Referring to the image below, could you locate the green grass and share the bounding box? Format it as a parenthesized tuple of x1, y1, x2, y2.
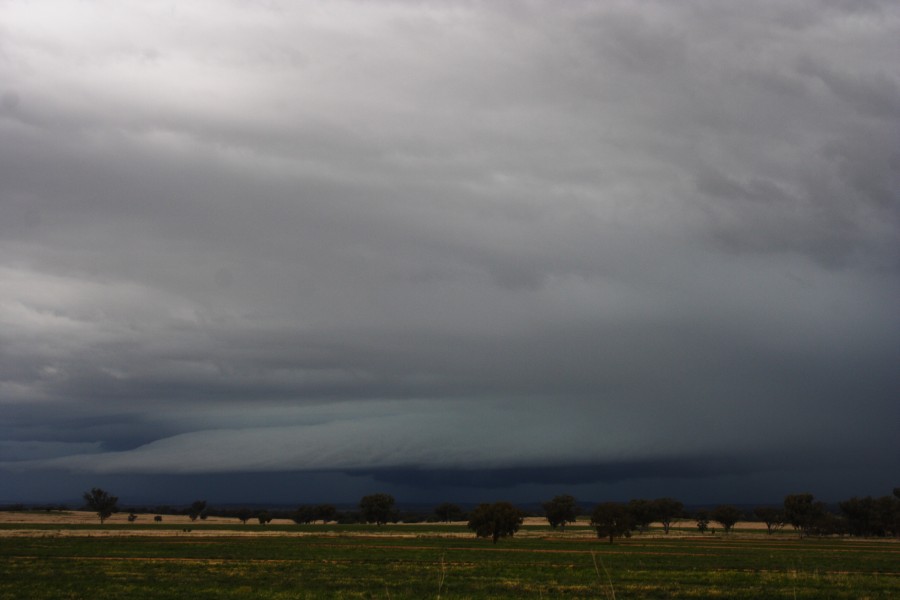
(1, 528, 897, 599)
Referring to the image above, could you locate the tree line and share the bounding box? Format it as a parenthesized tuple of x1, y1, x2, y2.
(72, 487, 900, 544)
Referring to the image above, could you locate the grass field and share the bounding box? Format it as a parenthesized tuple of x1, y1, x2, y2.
(1, 515, 897, 598)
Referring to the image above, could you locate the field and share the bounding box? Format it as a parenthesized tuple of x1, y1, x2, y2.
(1, 512, 897, 599)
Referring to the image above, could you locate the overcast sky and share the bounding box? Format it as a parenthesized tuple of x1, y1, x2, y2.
(1, 1, 898, 507)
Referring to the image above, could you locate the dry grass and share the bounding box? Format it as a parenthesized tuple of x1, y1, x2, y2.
(0, 510, 237, 525)
(0, 511, 801, 542)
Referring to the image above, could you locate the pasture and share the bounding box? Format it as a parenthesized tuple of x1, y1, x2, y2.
(1, 513, 897, 599)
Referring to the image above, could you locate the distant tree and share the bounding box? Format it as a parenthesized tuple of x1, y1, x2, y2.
(542, 494, 579, 530)
(711, 505, 742, 534)
(335, 512, 358, 525)
(694, 509, 710, 534)
(467, 502, 524, 544)
(83, 488, 119, 524)
(127, 513, 138, 523)
(591, 502, 632, 544)
(235, 508, 252, 524)
(188, 500, 207, 522)
(653, 498, 684, 534)
(359, 493, 396, 526)
(154, 515, 163, 523)
(292, 505, 316, 524)
(840, 496, 899, 537)
(291, 504, 336, 524)
(257, 510, 272, 525)
(885, 494, 900, 537)
(434, 502, 464, 523)
(810, 511, 847, 536)
(784, 493, 826, 538)
(316, 504, 337, 523)
(753, 507, 784, 534)
(627, 499, 657, 533)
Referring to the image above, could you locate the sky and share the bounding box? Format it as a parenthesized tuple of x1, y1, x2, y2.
(1, 0, 898, 508)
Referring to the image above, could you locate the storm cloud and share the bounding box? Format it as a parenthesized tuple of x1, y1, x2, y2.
(1, 1, 898, 504)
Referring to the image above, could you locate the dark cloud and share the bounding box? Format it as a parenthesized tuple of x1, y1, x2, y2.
(1, 1, 898, 504)
(361, 457, 761, 489)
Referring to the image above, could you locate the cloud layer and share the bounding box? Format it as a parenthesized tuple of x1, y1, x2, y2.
(1, 1, 898, 502)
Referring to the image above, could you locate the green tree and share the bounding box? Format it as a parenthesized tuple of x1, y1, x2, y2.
(315, 504, 337, 523)
(653, 497, 684, 534)
(292, 505, 316, 524)
(694, 509, 710, 534)
(627, 498, 657, 533)
(590, 502, 632, 544)
(467, 502, 524, 544)
(840, 495, 899, 537)
(257, 510, 272, 524)
(188, 500, 207, 522)
(235, 508, 252, 524)
(784, 493, 826, 538)
(542, 494, 579, 530)
(753, 506, 784, 534)
(359, 493, 396, 525)
(884, 493, 900, 537)
(83, 488, 119, 524)
(711, 504, 742, 534)
(433, 502, 464, 523)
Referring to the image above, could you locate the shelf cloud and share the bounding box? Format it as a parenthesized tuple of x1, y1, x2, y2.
(1, 0, 897, 504)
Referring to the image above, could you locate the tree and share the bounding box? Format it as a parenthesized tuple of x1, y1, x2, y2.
(653, 498, 684, 534)
(711, 505, 742, 534)
(754, 507, 784, 534)
(840, 495, 899, 537)
(257, 510, 272, 524)
(127, 513, 138, 523)
(316, 504, 337, 523)
(590, 502, 632, 544)
(888, 494, 900, 537)
(188, 500, 207, 522)
(694, 509, 710, 534)
(784, 493, 826, 538)
(292, 505, 316, 524)
(359, 493, 396, 525)
(883, 494, 900, 537)
(236, 508, 252, 524)
(83, 488, 119, 524)
(627, 498, 657, 533)
(154, 515, 163, 523)
(813, 511, 847, 536)
(467, 502, 524, 544)
(434, 502, 464, 523)
(542, 494, 579, 530)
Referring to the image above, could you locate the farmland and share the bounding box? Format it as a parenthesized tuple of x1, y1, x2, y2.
(1, 514, 897, 599)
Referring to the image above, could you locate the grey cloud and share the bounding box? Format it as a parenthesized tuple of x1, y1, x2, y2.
(362, 458, 770, 490)
(798, 58, 900, 120)
(1, 0, 898, 503)
(0, 440, 103, 462)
